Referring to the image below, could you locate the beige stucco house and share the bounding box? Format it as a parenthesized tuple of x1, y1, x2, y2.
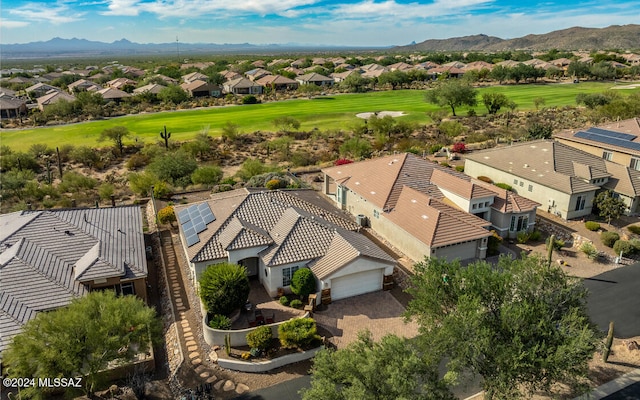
(322, 154, 539, 263)
(174, 189, 395, 303)
(465, 140, 640, 219)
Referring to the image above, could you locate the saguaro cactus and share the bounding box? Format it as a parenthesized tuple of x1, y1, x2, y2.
(160, 125, 171, 149)
(603, 321, 615, 362)
(547, 234, 555, 267)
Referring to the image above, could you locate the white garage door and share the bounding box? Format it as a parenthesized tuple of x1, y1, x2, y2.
(331, 269, 383, 301)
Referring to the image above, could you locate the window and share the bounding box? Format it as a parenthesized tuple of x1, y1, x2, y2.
(373, 209, 380, 219)
(510, 216, 516, 231)
(282, 266, 300, 287)
(511, 215, 528, 232)
(575, 195, 586, 211)
(602, 151, 613, 161)
(484, 201, 489, 207)
(120, 282, 135, 296)
(519, 181, 524, 187)
(513, 179, 518, 184)
(631, 157, 640, 171)
(472, 204, 477, 209)
(528, 184, 533, 192)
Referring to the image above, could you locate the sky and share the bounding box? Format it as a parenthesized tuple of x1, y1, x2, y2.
(1, 0, 639, 47)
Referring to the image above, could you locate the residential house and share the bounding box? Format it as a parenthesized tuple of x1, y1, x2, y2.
(174, 189, 396, 302)
(245, 68, 271, 81)
(106, 77, 136, 90)
(182, 72, 208, 84)
(322, 153, 505, 262)
(68, 79, 102, 93)
(222, 77, 263, 95)
(295, 73, 334, 87)
(97, 87, 131, 102)
(0, 93, 27, 119)
(36, 90, 76, 111)
(151, 74, 179, 85)
(554, 119, 640, 171)
(0, 206, 148, 355)
(463, 61, 494, 72)
(464, 140, 640, 218)
(255, 75, 299, 91)
(427, 66, 466, 79)
(25, 83, 61, 98)
(220, 70, 242, 81)
(283, 67, 304, 76)
(133, 83, 167, 95)
(180, 80, 222, 98)
(387, 62, 414, 72)
(180, 62, 215, 70)
(331, 70, 361, 83)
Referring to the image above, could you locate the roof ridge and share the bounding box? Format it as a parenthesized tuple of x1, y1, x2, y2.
(383, 153, 410, 210)
(0, 291, 36, 325)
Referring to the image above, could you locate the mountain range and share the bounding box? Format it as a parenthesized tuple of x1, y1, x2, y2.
(397, 24, 640, 52)
(2, 24, 639, 59)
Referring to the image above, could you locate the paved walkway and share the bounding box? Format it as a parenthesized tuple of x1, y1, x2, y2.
(160, 231, 250, 398)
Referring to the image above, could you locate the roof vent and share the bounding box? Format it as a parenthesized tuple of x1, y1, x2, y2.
(523, 164, 529, 168)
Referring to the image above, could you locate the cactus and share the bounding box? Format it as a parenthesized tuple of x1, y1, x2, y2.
(603, 321, 614, 362)
(160, 125, 171, 149)
(224, 333, 231, 356)
(547, 234, 555, 267)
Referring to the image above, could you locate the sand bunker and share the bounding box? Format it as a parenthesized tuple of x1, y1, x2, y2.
(611, 84, 640, 90)
(356, 111, 406, 119)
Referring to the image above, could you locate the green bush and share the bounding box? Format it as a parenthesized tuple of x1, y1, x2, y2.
(601, 231, 620, 248)
(440, 162, 450, 168)
(265, 179, 283, 190)
(279, 296, 289, 306)
(494, 183, 513, 191)
(242, 95, 258, 104)
(278, 317, 321, 349)
(455, 165, 464, 172)
(585, 221, 601, 231)
(290, 299, 303, 309)
(199, 263, 250, 317)
(246, 325, 273, 351)
(545, 236, 565, 250)
(516, 230, 531, 244)
(477, 176, 493, 183)
(580, 242, 599, 260)
(627, 225, 640, 235)
(529, 230, 542, 241)
(208, 314, 231, 330)
(630, 239, 640, 252)
(613, 240, 635, 256)
(291, 268, 316, 299)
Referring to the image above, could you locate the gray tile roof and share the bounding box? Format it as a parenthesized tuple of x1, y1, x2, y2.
(0, 206, 147, 354)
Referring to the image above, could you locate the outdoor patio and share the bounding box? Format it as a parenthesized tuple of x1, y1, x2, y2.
(230, 280, 305, 330)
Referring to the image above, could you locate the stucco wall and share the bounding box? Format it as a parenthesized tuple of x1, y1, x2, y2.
(217, 345, 323, 372)
(203, 312, 310, 347)
(322, 257, 394, 290)
(465, 159, 594, 220)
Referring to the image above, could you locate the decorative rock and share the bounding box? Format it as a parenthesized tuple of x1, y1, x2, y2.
(209, 351, 218, 363)
(235, 383, 250, 394)
(195, 364, 207, 373)
(206, 376, 217, 384)
(183, 327, 192, 333)
(187, 345, 198, 352)
(188, 351, 200, 359)
(199, 371, 210, 379)
(625, 340, 639, 351)
(223, 380, 236, 392)
(214, 380, 225, 391)
(191, 358, 202, 365)
(212, 345, 221, 351)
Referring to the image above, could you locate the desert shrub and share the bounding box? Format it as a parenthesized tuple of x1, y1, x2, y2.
(613, 240, 635, 256)
(440, 162, 450, 167)
(153, 181, 173, 199)
(455, 165, 464, 172)
(580, 242, 599, 260)
(278, 317, 321, 349)
(125, 153, 150, 170)
(630, 239, 640, 252)
(290, 151, 316, 167)
(585, 221, 601, 231)
(246, 325, 273, 351)
(242, 95, 258, 104)
(477, 176, 493, 183)
(290, 268, 316, 299)
(199, 263, 250, 317)
(157, 206, 176, 225)
(279, 296, 290, 306)
(208, 314, 231, 330)
(627, 225, 640, 235)
(529, 230, 542, 241)
(494, 183, 513, 191)
(601, 231, 620, 248)
(516, 230, 531, 244)
(451, 142, 466, 153)
(289, 299, 303, 309)
(58, 171, 97, 193)
(191, 165, 223, 186)
(546, 236, 565, 250)
(265, 179, 283, 190)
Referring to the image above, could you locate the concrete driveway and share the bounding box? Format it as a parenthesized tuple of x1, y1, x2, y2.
(312, 290, 420, 348)
(583, 263, 640, 338)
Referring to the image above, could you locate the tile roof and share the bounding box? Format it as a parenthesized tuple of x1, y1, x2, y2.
(473, 180, 541, 213)
(0, 206, 146, 354)
(37, 91, 75, 106)
(603, 161, 640, 197)
(430, 168, 495, 200)
(465, 140, 607, 194)
(386, 187, 491, 248)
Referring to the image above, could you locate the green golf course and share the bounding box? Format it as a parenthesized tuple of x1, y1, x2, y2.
(1, 82, 637, 151)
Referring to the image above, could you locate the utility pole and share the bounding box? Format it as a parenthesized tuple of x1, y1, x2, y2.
(176, 36, 180, 60)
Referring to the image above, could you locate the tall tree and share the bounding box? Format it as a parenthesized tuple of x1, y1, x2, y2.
(4, 291, 161, 397)
(405, 255, 598, 400)
(99, 126, 130, 155)
(302, 331, 455, 400)
(594, 190, 627, 225)
(482, 92, 511, 114)
(425, 79, 478, 116)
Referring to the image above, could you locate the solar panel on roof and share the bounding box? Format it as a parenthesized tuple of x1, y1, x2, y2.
(587, 127, 637, 141)
(194, 221, 206, 233)
(186, 233, 200, 247)
(575, 131, 640, 152)
(177, 208, 191, 223)
(202, 211, 215, 224)
(197, 202, 210, 212)
(184, 226, 196, 238)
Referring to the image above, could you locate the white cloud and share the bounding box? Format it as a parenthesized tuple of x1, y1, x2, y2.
(1, 20, 30, 28)
(10, 3, 85, 24)
(101, 0, 141, 16)
(331, 0, 493, 20)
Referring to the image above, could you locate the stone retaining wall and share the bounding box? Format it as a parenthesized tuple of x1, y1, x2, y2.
(217, 345, 324, 373)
